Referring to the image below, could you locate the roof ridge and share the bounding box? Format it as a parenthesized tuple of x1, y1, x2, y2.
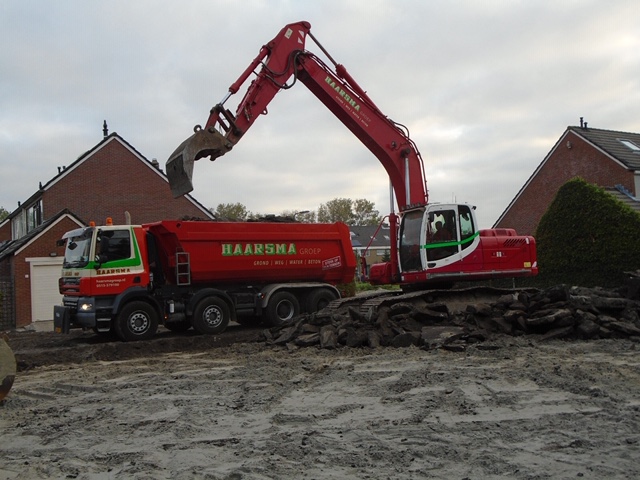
(569, 125, 640, 137)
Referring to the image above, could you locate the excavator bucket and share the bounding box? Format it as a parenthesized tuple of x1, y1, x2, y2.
(0, 334, 16, 401)
(166, 128, 234, 198)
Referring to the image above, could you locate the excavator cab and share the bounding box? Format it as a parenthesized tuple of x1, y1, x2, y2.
(398, 204, 480, 274)
(166, 127, 233, 197)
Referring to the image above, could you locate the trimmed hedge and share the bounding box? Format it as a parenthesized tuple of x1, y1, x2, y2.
(535, 178, 640, 287)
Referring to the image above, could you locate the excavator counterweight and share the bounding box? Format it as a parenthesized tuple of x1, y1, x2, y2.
(166, 127, 233, 197)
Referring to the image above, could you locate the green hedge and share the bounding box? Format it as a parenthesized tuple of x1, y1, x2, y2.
(534, 178, 640, 287)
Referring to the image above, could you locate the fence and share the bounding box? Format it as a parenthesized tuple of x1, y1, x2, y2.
(0, 276, 15, 330)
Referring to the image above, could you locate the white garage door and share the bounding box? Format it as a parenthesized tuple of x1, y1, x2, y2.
(28, 257, 64, 323)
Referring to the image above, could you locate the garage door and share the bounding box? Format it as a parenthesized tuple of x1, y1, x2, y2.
(28, 257, 63, 323)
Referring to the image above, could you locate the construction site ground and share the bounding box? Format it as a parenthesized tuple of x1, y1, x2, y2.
(1, 323, 639, 480)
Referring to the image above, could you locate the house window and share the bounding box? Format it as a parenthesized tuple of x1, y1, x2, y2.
(618, 139, 640, 153)
(11, 211, 25, 240)
(26, 200, 42, 233)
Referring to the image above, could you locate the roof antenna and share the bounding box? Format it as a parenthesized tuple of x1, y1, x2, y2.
(103, 120, 109, 138)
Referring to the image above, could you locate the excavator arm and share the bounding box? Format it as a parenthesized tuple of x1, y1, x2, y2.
(166, 20, 428, 211)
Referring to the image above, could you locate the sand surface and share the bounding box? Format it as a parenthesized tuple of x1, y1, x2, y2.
(1, 329, 639, 479)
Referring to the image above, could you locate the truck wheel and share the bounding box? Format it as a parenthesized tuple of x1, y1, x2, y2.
(266, 291, 300, 327)
(306, 288, 338, 313)
(192, 296, 230, 335)
(115, 301, 159, 342)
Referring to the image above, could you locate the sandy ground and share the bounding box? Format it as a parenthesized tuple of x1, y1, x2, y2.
(1, 327, 640, 480)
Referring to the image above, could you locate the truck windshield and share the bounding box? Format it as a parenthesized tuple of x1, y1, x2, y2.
(62, 229, 94, 268)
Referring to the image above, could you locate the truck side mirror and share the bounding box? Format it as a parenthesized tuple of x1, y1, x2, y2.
(94, 254, 109, 269)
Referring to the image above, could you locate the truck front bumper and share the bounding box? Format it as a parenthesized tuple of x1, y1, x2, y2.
(54, 297, 99, 333)
(53, 305, 71, 333)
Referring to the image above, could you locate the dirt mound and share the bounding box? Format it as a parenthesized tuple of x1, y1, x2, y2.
(262, 285, 640, 350)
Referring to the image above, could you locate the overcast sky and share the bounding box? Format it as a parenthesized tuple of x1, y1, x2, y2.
(2, 0, 639, 228)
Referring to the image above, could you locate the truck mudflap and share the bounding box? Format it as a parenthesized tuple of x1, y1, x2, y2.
(53, 305, 71, 334)
(166, 127, 233, 198)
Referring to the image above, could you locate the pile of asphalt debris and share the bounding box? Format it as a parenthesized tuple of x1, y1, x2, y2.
(261, 278, 640, 350)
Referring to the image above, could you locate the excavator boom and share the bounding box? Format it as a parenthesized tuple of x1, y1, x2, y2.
(166, 20, 428, 210)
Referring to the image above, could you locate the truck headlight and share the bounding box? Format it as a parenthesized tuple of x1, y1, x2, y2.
(80, 302, 94, 312)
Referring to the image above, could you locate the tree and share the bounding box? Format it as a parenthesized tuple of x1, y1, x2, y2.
(352, 198, 381, 226)
(317, 198, 381, 226)
(536, 177, 640, 287)
(212, 203, 250, 221)
(0, 206, 8, 222)
(317, 198, 353, 224)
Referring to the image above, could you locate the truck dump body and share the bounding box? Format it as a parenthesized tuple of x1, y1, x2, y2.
(145, 220, 356, 286)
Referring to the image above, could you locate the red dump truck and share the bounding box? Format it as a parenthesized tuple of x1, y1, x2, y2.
(54, 219, 355, 341)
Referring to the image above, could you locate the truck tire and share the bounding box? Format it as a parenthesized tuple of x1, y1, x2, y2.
(115, 301, 159, 342)
(266, 291, 300, 327)
(306, 288, 339, 313)
(192, 296, 230, 335)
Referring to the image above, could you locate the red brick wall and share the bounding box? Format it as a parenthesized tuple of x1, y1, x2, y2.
(43, 137, 209, 226)
(13, 216, 81, 328)
(496, 131, 635, 236)
(0, 256, 10, 277)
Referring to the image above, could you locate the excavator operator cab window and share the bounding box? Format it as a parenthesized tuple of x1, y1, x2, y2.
(426, 209, 458, 261)
(458, 205, 475, 251)
(399, 210, 423, 272)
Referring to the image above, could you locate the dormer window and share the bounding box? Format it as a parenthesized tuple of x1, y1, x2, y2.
(618, 139, 640, 153)
(26, 200, 42, 233)
(11, 199, 43, 240)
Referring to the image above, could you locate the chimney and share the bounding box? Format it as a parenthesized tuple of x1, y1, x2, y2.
(151, 158, 159, 169)
(103, 120, 109, 138)
(580, 117, 583, 128)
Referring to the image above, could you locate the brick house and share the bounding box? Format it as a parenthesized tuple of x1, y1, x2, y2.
(350, 224, 392, 281)
(0, 131, 213, 330)
(494, 122, 640, 236)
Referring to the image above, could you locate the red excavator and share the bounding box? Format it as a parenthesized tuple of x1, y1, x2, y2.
(166, 20, 537, 289)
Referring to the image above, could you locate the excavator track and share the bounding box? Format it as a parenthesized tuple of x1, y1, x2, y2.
(329, 285, 536, 321)
(327, 290, 400, 314)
